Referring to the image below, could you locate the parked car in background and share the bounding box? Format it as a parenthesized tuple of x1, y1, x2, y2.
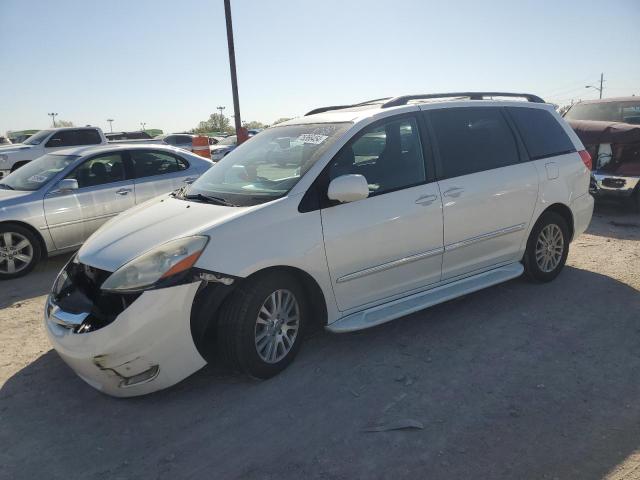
(210, 135, 237, 161)
(0, 137, 11, 145)
(0, 127, 108, 179)
(44, 92, 593, 397)
(105, 131, 153, 141)
(0, 144, 212, 279)
(565, 97, 640, 210)
(155, 133, 198, 151)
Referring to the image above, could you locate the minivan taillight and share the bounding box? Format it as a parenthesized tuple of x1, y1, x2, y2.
(578, 150, 592, 170)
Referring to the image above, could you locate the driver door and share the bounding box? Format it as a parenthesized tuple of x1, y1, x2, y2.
(44, 152, 135, 249)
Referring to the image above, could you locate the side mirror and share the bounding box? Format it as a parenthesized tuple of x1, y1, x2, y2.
(327, 174, 369, 203)
(54, 178, 79, 193)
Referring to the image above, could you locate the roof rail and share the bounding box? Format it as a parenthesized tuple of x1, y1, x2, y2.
(305, 97, 392, 116)
(382, 92, 545, 108)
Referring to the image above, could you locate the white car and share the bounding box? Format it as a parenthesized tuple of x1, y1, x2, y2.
(0, 127, 108, 178)
(45, 92, 594, 397)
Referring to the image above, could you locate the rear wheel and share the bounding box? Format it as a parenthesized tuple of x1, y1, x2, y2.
(523, 212, 570, 282)
(217, 271, 307, 378)
(0, 224, 41, 280)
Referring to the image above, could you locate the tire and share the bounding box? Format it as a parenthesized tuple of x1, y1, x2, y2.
(0, 223, 41, 280)
(217, 271, 307, 379)
(523, 211, 570, 283)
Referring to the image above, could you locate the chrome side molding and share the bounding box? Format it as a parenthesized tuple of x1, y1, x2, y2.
(445, 223, 526, 252)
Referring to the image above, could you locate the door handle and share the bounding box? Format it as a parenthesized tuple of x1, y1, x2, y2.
(415, 194, 438, 206)
(443, 187, 464, 198)
(116, 188, 132, 196)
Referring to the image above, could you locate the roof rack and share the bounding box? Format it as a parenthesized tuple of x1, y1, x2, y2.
(382, 92, 545, 108)
(304, 97, 392, 116)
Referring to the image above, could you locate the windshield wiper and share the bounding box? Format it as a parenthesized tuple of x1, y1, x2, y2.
(184, 193, 238, 207)
(0, 184, 14, 190)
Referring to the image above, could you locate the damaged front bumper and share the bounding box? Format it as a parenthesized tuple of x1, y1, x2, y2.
(44, 280, 207, 397)
(590, 172, 640, 198)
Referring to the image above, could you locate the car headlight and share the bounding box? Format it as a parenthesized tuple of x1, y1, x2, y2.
(101, 236, 209, 293)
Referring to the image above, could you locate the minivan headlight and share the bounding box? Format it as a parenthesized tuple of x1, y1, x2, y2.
(101, 236, 208, 293)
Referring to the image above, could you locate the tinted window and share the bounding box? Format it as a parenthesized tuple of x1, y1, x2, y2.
(329, 116, 426, 195)
(508, 107, 574, 160)
(162, 136, 177, 145)
(46, 130, 77, 148)
(175, 135, 193, 144)
(66, 153, 126, 188)
(130, 151, 188, 178)
(430, 108, 519, 178)
(76, 129, 102, 145)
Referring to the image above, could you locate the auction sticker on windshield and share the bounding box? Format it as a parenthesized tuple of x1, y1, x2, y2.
(297, 134, 328, 145)
(27, 175, 48, 183)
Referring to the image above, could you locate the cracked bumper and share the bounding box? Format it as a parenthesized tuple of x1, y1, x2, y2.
(44, 282, 206, 397)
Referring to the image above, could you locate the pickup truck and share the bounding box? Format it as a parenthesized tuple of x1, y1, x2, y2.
(0, 126, 108, 178)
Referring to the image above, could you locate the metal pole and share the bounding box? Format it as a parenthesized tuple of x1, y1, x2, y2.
(107, 119, 114, 133)
(224, 0, 242, 140)
(48, 112, 58, 128)
(216, 106, 226, 130)
(599, 73, 603, 99)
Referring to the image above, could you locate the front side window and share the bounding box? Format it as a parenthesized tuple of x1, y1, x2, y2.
(66, 153, 126, 188)
(329, 117, 426, 195)
(187, 123, 351, 206)
(130, 151, 188, 178)
(429, 108, 519, 179)
(0, 154, 78, 191)
(46, 130, 77, 148)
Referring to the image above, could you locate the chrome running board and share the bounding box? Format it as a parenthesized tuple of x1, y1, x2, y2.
(326, 262, 523, 333)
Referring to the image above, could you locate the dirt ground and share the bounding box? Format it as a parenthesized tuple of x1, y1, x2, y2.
(1, 202, 639, 480)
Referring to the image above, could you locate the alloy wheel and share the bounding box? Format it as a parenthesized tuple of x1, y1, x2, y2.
(254, 289, 300, 364)
(535, 224, 564, 273)
(0, 232, 33, 274)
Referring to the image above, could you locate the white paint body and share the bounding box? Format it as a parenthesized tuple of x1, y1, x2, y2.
(45, 100, 593, 397)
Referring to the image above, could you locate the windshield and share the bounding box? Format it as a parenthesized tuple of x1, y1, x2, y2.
(218, 135, 237, 146)
(565, 101, 640, 124)
(186, 122, 351, 206)
(23, 130, 53, 145)
(0, 154, 78, 191)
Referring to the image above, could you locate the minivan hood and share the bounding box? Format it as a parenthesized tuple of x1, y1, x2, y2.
(77, 195, 253, 272)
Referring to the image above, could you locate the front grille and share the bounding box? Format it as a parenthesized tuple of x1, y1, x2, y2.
(54, 262, 141, 333)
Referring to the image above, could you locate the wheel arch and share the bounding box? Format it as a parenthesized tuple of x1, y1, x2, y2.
(540, 203, 574, 241)
(0, 220, 48, 259)
(10, 160, 30, 172)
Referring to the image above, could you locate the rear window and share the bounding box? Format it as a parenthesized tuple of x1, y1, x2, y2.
(76, 129, 102, 145)
(508, 107, 575, 160)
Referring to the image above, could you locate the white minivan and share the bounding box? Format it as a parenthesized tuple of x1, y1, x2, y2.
(45, 92, 594, 397)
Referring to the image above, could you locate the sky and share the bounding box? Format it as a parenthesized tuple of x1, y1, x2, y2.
(1, 0, 639, 135)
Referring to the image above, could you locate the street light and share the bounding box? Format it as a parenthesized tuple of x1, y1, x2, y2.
(48, 112, 58, 128)
(106, 119, 114, 133)
(216, 106, 226, 132)
(585, 73, 604, 99)
(140, 122, 147, 131)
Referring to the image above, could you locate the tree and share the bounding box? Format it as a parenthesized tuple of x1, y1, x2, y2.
(272, 117, 292, 125)
(193, 113, 230, 134)
(56, 120, 74, 127)
(243, 120, 265, 129)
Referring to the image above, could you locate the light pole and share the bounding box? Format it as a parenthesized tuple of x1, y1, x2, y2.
(48, 112, 58, 128)
(586, 73, 604, 99)
(140, 122, 147, 132)
(216, 106, 226, 131)
(106, 119, 114, 133)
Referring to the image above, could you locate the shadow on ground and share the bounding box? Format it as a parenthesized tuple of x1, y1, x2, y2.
(0, 253, 72, 307)
(588, 201, 640, 241)
(2, 266, 640, 480)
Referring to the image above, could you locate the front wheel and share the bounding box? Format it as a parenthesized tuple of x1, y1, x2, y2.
(0, 224, 41, 280)
(217, 271, 307, 379)
(523, 212, 570, 283)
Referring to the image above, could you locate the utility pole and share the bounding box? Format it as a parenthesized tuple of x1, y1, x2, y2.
(48, 112, 58, 128)
(140, 122, 146, 131)
(106, 118, 114, 133)
(585, 73, 604, 99)
(216, 105, 226, 131)
(223, 0, 244, 143)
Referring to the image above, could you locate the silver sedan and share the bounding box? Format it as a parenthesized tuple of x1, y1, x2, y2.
(0, 144, 213, 279)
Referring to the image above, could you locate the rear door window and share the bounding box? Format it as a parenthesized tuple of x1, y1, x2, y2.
(508, 107, 575, 160)
(429, 107, 519, 179)
(76, 129, 102, 145)
(130, 150, 188, 179)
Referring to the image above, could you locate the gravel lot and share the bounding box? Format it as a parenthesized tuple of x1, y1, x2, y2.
(1, 203, 639, 480)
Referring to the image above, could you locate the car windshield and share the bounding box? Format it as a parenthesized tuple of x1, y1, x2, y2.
(565, 101, 640, 125)
(22, 130, 53, 145)
(218, 136, 237, 146)
(0, 153, 78, 191)
(185, 122, 351, 206)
